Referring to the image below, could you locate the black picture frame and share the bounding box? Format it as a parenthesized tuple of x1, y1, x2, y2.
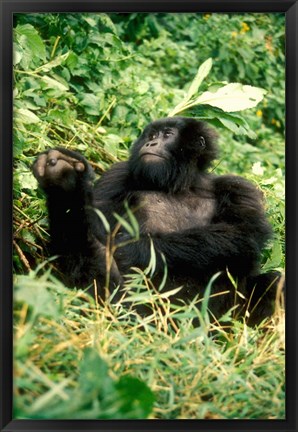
(1, 1, 297, 431)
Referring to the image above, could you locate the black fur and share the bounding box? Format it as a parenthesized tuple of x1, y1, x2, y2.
(32, 117, 282, 324)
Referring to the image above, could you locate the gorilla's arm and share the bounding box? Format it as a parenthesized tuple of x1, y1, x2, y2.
(32, 148, 122, 289)
(33, 148, 95, 254)
(114, 176, 272, 278)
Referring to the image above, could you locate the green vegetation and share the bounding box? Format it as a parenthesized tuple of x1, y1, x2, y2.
(13, 13, 285, 420)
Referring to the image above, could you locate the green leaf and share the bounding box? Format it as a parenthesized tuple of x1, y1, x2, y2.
(200, 272, 221, 321)
(14, 108, 41, 124)
(262, 239, 283, 271)
(144, 239, 157, 277)
(78, 93, 101, 116)
(16, 170, 39, 190)
(104, 134, 122, 156)
(123, 202, 140, 240)
(113, 213, 136, 238)
(82, 16, 98, 27)
(158, 286, 183, 299)
(217, 117, 256, 139)
(93, 208, 111, 233)
(13, 42, 23, 65)
(47, 108, 77, 125)
(185, 57, 213, 101)
(186, 105, 256, 137)
(115, 375, 154, 418)
(194, 83, 266, 112)
(78, 348, 112, 395)
(35, 52, 70, 73)
(14, 24, 46, 68)
(14, 275, 61, 319)
(169, 58, 213, 116)
(40, 76, 69, 92)
(137, 81, 150, 95)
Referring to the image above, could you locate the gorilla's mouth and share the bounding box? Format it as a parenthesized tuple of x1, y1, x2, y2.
(140, 153, 166, 161)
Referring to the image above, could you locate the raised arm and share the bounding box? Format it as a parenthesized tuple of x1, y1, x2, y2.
(32, 148, 123, 290)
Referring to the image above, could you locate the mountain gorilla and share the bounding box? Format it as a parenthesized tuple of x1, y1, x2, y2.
(33, 117, 282, 325)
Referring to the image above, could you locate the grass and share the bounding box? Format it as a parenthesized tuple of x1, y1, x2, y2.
(14, 268, 285, 420)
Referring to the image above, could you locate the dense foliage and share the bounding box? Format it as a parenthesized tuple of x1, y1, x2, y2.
(13, 13, 285, 420)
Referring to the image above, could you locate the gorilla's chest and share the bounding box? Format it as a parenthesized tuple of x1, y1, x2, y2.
(135, 191, 215, 234)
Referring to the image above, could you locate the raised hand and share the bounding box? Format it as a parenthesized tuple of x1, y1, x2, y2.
(33, 148, 89, 191)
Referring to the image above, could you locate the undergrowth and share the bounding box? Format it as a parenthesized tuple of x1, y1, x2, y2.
(14, 268, 285, 420)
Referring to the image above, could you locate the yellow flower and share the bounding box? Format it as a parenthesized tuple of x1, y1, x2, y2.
(265, 36, 273, 52)
(240, 22, 250, 33)
(231, 31, 238, 38)
(203, 14, 211, 20)
(271, 119, 281, 128)
(256, 110, 263, 117)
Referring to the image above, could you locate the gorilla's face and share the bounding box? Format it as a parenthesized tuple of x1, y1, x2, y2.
(138, 126, 179, 163)
(128, 117, 218, 192)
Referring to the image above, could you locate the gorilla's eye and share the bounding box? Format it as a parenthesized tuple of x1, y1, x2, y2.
(199, 136, 206, 147)
(163, 129, 173, 138)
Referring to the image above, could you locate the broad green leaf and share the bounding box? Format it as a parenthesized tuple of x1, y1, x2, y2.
(169, 58, 213, 116)
(78, 93, 101, 116)
(47, 108, 77, 125)
(138, 81, 150, 95)
(82, 16, 98, 27)
(40, 76, 69, 91)
(217, 117, 256, 139)
(186, 57, 213, 101)
(262, 239, 283, 271)
(115, 375, 154, 418)
(78, 348, 111, 395)
(194, 83, 266, 112)
(185, 105, 256, 137)
(98, 14, 118, 33)
(104, 134, 122, 156)
(17, 171, 39, 190)
(14, 108, 41, 124)
(13, 43, 23, 65)
(14, 24, 46, 68)
(14, 275, 61, 319)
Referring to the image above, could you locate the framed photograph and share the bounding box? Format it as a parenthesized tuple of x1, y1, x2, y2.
(1, 1, 297, 431)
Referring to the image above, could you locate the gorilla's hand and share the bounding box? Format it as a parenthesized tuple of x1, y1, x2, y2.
(33, 148, 91, 191)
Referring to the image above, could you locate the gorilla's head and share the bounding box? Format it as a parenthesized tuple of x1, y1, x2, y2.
(129, 117, 219, 192)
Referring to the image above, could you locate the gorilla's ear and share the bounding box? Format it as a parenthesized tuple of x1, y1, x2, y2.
(183, 120, 219, 169)
(181, 120, 217, 149)
(198, 136, 206, 148)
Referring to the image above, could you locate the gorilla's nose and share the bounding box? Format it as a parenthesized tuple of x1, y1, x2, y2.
(146, 141, 158, 147)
